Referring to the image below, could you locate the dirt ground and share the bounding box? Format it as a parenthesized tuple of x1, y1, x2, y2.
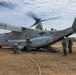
(0, 42, 76, 75)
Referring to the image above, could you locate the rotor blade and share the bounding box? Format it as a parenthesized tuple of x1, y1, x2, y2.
(30, 25, 35, 28)
(0, 1, 17, 9)
(30, 24, 35, 27)
(26, 12, 38, 21)
(41, 16, 61, 22)
(30, 22, 38, 27)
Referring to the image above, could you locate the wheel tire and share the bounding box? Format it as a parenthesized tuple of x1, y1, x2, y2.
(36, 48, 40, 50)
(0, 46, 2, 48)
(23, 46, 27, 51)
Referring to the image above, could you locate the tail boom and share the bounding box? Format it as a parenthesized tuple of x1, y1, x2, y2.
(72, 17, 76, 33)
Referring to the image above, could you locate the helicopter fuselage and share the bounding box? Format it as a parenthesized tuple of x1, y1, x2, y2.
(0, 27, 73, 49)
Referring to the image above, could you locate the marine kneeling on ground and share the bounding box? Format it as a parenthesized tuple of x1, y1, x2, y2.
(13, 44, 21, 54)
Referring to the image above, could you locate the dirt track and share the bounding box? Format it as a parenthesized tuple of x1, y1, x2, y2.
(0, 42, 76, 75)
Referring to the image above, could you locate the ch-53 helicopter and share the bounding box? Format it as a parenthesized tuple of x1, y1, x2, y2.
(0, 13, 76, 53)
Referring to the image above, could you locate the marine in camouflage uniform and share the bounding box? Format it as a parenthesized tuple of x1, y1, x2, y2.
(62, 39, 67, 56)
(26, 34, 31, 52)
(26, 39, 31, 52)
(68, 39, 73, 53)
(13, 44, 21, 54)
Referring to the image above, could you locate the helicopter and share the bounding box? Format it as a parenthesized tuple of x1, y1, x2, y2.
(0, 13, 76, 53)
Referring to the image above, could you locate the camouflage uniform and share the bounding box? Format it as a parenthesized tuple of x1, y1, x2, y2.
(62, 39, 67, 56)
(26, 35, 31, 52)
(68, 39, 73, 53)
(26, 39, 31, 52)
(13, 44, 21, 54)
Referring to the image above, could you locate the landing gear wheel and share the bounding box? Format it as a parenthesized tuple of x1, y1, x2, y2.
(36, 48, 40, 50)
(0, 46, 2, 48)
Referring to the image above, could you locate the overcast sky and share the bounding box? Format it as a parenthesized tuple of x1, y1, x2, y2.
(0, 0, 76, 37)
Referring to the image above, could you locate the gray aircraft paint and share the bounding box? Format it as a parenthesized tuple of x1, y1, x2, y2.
(0, 18, 76, 49)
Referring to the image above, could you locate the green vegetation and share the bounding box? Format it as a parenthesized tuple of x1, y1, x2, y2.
(68, 37, 76, 42)
(60, 37, 76, 42)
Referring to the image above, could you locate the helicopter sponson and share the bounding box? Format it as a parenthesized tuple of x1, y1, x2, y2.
(8, 36, 53, 49)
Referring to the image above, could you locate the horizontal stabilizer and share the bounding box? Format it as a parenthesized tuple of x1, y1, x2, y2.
(72, 17, 76, 33)
(0, 23, 22, 32)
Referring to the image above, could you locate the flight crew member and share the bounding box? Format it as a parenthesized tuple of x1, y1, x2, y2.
(26, 39, 31, 52)
(68, 39, 73, 53)
(62, 38, 67, 56)
(26, 34, 31, 52)
(13, 44, 21, 54)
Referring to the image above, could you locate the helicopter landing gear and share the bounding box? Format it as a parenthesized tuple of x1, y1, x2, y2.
(0, 46, 2, 48)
